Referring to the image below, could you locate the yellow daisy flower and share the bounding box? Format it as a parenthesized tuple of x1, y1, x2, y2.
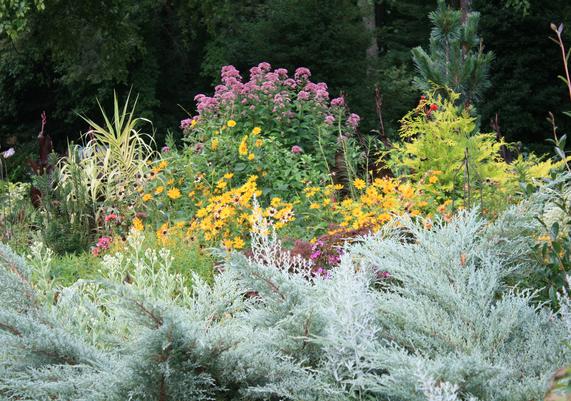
(132, 217, 144, 231)
(233, 236, 245, 249)
(239, 136, 248, 156)
(353, 178, 366, 190)
(167, 187, 181, 199)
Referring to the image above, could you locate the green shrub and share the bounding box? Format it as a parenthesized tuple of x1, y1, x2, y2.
(384, 91, 561, 215)
(0, 181, 35, 252)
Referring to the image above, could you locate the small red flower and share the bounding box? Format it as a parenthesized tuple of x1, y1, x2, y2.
(420, 95, 426, 100)
(429, 103, 438, 111)
(105, 213, 118, 222)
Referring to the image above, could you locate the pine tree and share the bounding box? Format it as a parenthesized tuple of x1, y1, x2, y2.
(412, 0, 493, 107)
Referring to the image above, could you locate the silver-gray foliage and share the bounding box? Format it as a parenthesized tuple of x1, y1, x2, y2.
(0, 210, 569, 400)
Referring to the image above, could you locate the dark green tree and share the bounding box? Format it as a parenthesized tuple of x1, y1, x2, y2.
(474, 0, 571, 144)
(0, 0, 208, 150)
(412, 0, 493, 107)
(375, 0, 436, 136)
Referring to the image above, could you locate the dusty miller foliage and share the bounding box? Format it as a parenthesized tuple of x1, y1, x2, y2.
(0, 209, 569, 400)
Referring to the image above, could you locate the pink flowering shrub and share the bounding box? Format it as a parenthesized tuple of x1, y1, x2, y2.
(182, 62, 360, 162)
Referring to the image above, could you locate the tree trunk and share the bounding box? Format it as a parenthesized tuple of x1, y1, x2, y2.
(460, 0, 471, 22)
(358, 0, 379, 73)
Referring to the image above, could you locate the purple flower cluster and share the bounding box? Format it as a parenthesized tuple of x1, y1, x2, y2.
(309, 239, 344, 275)
(180, 62, 361, 133)
(313, 267, 332, 279)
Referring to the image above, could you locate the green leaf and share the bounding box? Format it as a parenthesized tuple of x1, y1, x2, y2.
(550, 222, 560, 240)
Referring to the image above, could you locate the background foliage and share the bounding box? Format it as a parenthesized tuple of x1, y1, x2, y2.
(0, 0, 570, 156)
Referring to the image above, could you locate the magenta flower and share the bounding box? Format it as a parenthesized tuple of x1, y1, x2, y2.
(261, 81, 276, 92)
(291, 145, 303, 154)
(310, 250, 321, 260)
(346, 113, 361, 129)
(180, 118, 193, 130)
(294, 67, 311, 80)
(96, 236, 112, 249)
(265, 72, 279, 83)
(249, 66, 263, 80)
(221, 65, 241, 80)
(273, 93, 287, 106)
(274, 68, 288, 77)
(196, 97, 218, 113)
(161, 146, 170, 153)
(331, 96, 345, 107)
(220, 91, 236, 102)
(327, 255, 341, 265)
(315, 89, 329, 100)
(324, 115, 335, 125)
(258, 62, 271, 72)
(297, 91, 310, 101)
(283, 78, 297, 89)
(313, 267, 332, 279)
(377, 271, 391, 280)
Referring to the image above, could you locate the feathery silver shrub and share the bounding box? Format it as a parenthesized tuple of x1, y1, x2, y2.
(0, 210, 569, 400)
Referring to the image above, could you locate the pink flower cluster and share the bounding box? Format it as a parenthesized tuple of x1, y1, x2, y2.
(291, 145, 303, 154)
(91, 236, 112, 257)
(181, 62, 360, 132)
(313, 267, 332, 279)
(180, 118, 194, 130)
(310, 239, 344, 271)
(104, 213, 119, 223)
(346, 113, 360, 129)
